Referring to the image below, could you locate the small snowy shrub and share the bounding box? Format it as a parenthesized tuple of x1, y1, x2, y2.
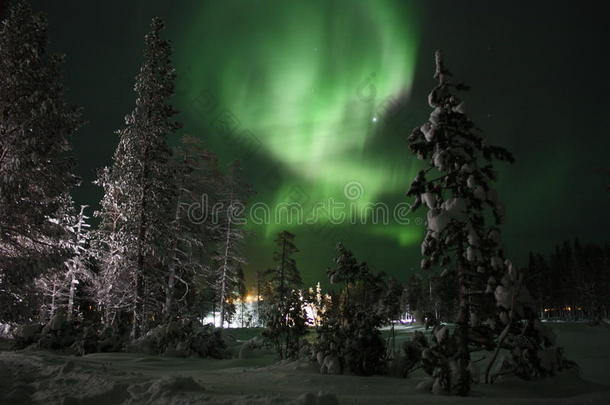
(129, 318, 227, 358)
(314, 244, 387, 376)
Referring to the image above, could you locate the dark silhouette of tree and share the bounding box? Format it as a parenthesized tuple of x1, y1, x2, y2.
(525, 239, 610, 324)
(407, 51, 514, 395)
(407, 51, 572, 394)
(314, 243, 387, 376)
(261, 231, 307, 359)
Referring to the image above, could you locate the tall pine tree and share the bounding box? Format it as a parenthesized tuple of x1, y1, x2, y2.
(261, 231, 307, 359)
(408, 51, 572, 394)
(407, 51, 514, 395)
(94, 17, 179, 339)
(265, 231, 302, 293)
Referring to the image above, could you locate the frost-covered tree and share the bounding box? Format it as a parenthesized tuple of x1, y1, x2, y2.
(91, 167, 133, 325)
(164, 136, 220, 321)
(0, 0, 81, 322)
(407, 50, 512, 394)
(94, 17, 179, 339)
(36, 200, 92, 321)
(212, 161, 249, 328)
(64, 204, 92, 320)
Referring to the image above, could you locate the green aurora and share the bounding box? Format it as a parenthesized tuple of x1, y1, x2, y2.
(174, 0, 424, 284)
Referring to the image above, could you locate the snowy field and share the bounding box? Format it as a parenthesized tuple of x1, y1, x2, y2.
(1, 323, 609, 405)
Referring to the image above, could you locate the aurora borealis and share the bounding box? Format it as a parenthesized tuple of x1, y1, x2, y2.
(38, 0, 610, 288)
(170, 0, 426, 285)
(174, 0, 420, 237)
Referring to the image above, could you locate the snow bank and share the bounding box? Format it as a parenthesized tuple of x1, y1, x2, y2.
(0, 322, 608, 404)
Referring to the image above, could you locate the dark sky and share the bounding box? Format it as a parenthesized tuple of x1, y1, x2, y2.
(33, 0, 610, 287)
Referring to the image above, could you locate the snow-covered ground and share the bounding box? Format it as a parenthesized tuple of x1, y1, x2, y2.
(0, 323, 608, 404)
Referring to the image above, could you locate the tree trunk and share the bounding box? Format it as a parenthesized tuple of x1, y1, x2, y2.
(454, 237, 471, 396)
(165, 266, 176, 320)
(241, 301, 244, 328)
(164, 155, 187, 321)
(485, 274, 522, 384)
(212, 300, 216, 326)
(280, 238, 286, 292)
(67, 207, 86, 322)
(132, 270, 144, 340)
(391, 323, 396, 357)
(279, 237, 287, 329)
(256, 272, 261, 327)
(50, 280, 57, 319)
(132, 148, 148, 341)
(455, 281, 471, 395)
(219, 214, 232, 329)
(67, 266, 76, 321)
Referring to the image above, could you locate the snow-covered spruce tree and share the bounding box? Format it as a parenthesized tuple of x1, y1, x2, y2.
(411, 51, 521, 394)
(211, 161, 250, 328)
(407, 50, 508, 395)
(0, 0, 82, 322)
(94, 18, 179, 339)
(408, 51, 572, 394)
(261, 231, 308, 359)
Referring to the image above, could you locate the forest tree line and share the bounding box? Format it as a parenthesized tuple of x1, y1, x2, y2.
(524, 240, 610, 323)
(402, 238, 610, 326)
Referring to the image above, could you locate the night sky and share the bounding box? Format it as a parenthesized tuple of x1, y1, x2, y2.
(35, 0, 610, 288)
